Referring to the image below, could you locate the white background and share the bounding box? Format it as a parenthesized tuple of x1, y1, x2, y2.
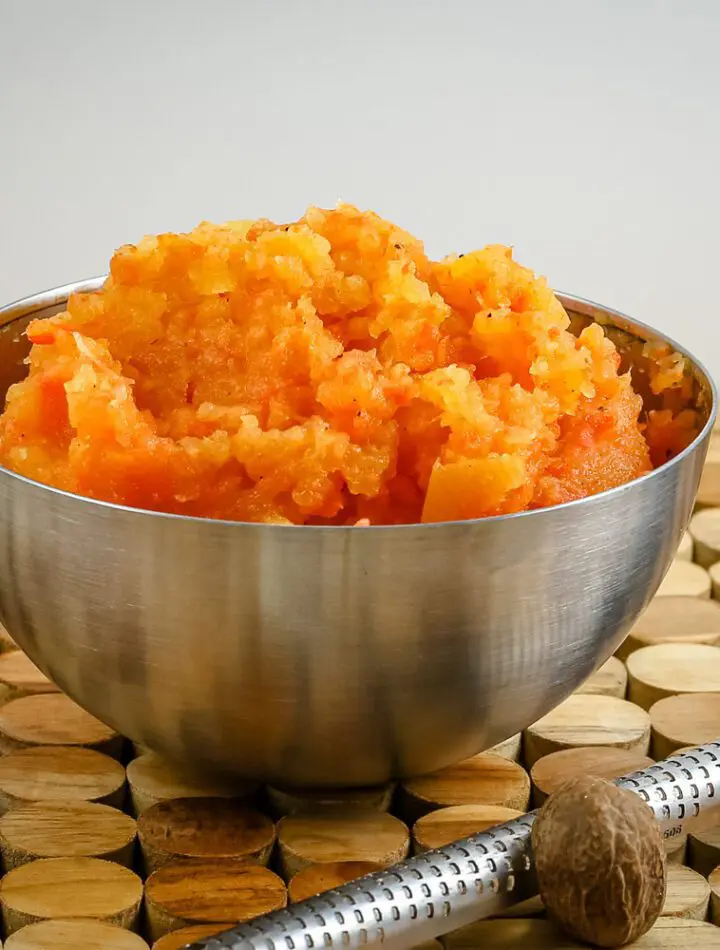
(1, 0, 719, 380)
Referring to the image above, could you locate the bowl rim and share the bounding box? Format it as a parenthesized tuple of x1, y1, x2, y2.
(0, 277, 716, 533)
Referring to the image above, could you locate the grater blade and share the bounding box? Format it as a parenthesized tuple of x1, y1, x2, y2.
(190, 742, 720, 950)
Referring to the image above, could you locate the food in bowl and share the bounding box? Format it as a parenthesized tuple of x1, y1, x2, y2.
(0, 205, 700, 525)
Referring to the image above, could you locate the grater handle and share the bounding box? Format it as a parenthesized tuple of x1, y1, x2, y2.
(191, 742, 720, 950)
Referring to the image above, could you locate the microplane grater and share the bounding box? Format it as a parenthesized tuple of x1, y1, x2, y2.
(189, 742, 720, 950)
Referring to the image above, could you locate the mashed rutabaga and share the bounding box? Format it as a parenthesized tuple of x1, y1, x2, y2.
(0, 205, 698, 524)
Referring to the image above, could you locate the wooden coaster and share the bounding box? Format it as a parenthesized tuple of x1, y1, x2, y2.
(0, 653, 58, 704)
(277, 810, 410, 878)
(690, 509, 720, 569)
(288, 861, 382, 903)
(626, 643, 720, 710)
(661, 864, 710, 920)
(655, 560, 711, 599)
(397, 753, 531, 823)
(618, 597, 720, 660)
(442, 917, 720, 948)
(523, 695, 651, 768)
(483, 734, 522, 761)
(650, 693, 720, 759)
(0, 695, 122, 758)
(144, 860, 287, 941)
(266, 783, 395, 818)
(0, 747, 126, 813)
(0, 801, 136, 870)
(574, 656, 627, 698)
(4, 919, 149, 949)
(0, 856, 143, 935)
(689, 825, 720, 878)
(152, 925, 229, 950)
(529, 746, 654, 807)
(137, 797, 275, 873)
(677, 531, 694, 562)
(126, 753, 255, 815)
(412, 804, 524, 854)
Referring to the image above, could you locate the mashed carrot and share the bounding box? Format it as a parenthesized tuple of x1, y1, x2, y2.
(0, 205, 698, 524)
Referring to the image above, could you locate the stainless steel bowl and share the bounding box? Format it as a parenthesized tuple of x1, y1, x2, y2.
(0, 280, 714, 787)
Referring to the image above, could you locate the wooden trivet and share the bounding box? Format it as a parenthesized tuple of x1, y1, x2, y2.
(0, 856, 143, 935)
(0, 801, 136, 870)
(655, 560, 711, 599)
(137, 797, 275, 873)
(0, 695, 122, 758)
(626, 643, 720, 710)
(4, 919, 149, 949)
(711, 563, 720, 600)
(126, 752, 254, 815)
(523, 695, 651, 768)
(0, 625, 17, 654)
(276, 810, 410, 878)
(397, 753, 531, 823)
(618, 596, 720, 660)
(689, 826, 720, 878)
(677, 531, 694, 562)
(698, 436, 720, 508)
(144, 861, 286, 941)
(0, 748, 126, 813)
(708, 866, 720, 925)
(529, 746, 655, 806)
(484, 734, 522, 761)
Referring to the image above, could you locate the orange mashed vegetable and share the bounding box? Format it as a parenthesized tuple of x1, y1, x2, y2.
(0, 205, 698, 525)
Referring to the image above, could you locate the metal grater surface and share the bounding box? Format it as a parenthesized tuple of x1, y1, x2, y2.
(190, 742, 720, 950)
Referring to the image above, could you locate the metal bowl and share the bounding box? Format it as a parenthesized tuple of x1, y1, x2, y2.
(0, 279, 714, 787)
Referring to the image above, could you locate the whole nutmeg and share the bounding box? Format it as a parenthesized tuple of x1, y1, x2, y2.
(531, 775, 666, 948)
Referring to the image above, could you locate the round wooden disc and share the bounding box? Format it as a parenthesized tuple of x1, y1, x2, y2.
(650, 693, 720, 759)
(412, 804, 523, 854)
(4, 919, 149, 949)
(277, 810, 410, 878)
(0, 625, 18, 654)
(627, 643, 720, 710)
(662, 864, 710, 920)
(0, 801, 137, 870)
(523, 695, 651, 768)
(690, 509, 720, 569)
(444, 917, 720, 948)
(711, 563, 720, 600)
(152, 925, 229, 950)
(691, 823, 720, 878)
(699, 436, 720, 508)
(0, 695, 122, 757)
(144, 860, 286, 941)
(483, 734, 522, 761)
(708, 865, 720, 925)
(267, 783, 395, 818)
(0, 747, 126, 814)
(529, 746, 654, 806)
(676, 531, 694, 562)
(0, 856, 143, 935)
(574, 656, 627, 698)
(0, 653, 58, 704)
(126, 752, 255, 815)
(618, 597, 720, 660)
(398, 753, 531, 823)
(655, 560, 711, 599)
(288, 861, 382, 903)
(137, 797, 276, 873)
